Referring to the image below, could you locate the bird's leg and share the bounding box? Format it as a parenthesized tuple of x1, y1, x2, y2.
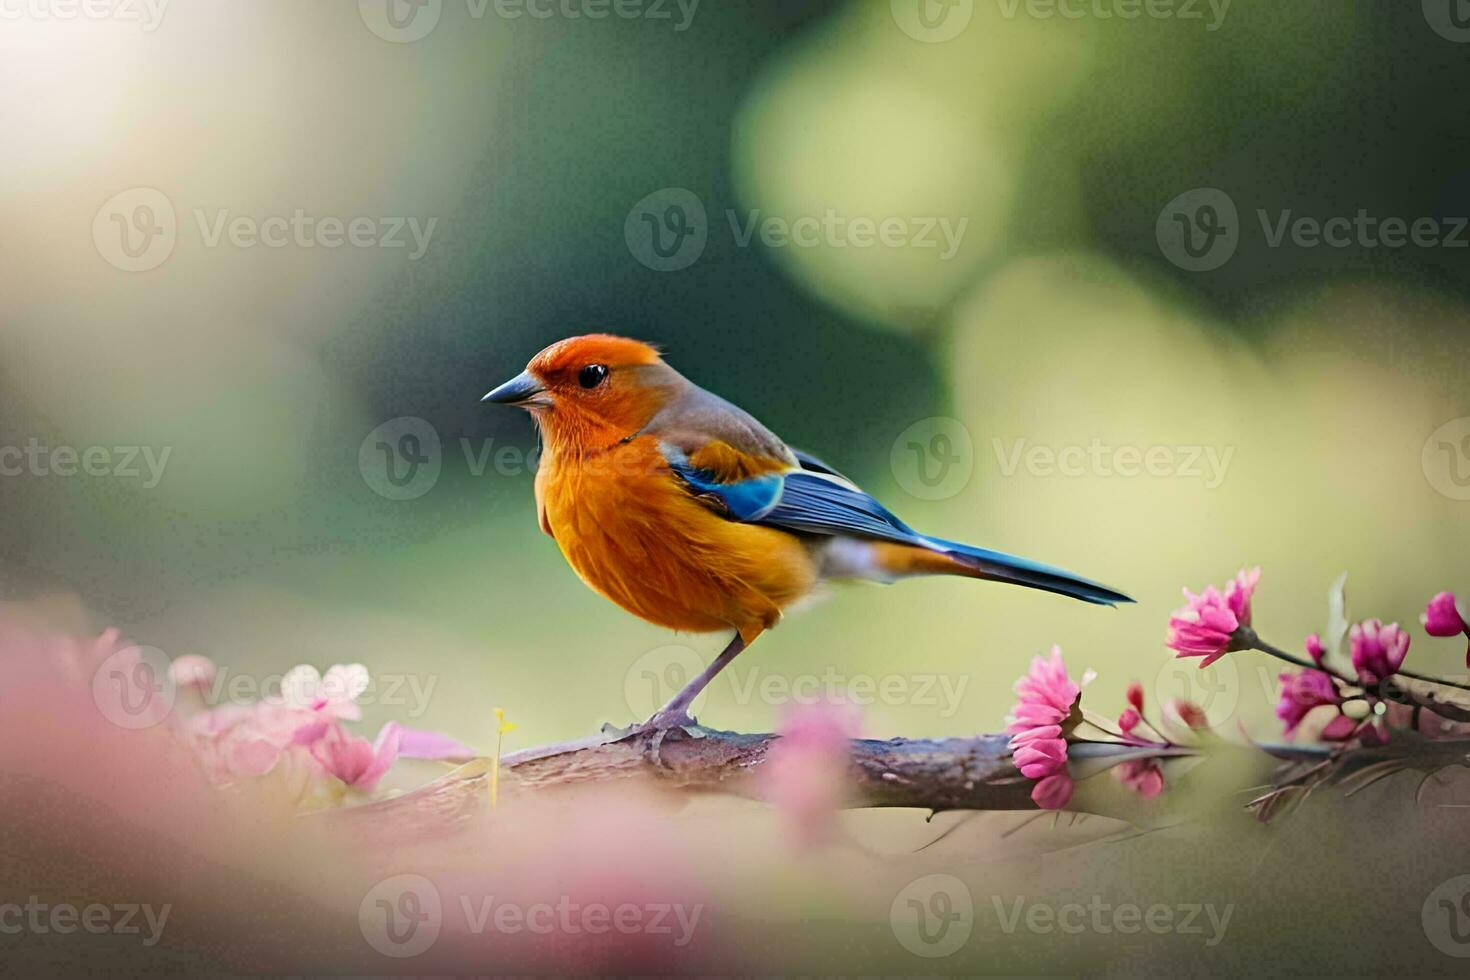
(642, 627, 755, 730)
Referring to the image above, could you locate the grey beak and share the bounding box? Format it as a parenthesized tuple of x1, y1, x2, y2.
(481, 370, 546, 405)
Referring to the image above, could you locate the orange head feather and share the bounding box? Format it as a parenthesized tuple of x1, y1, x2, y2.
(485, 334, 682, 453)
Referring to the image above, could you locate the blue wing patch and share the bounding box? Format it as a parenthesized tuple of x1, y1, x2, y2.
(667, 442, 927, 545)
(665, 452, 784, 521)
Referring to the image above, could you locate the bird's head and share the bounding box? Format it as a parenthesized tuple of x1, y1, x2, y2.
(482, 334, 681, 450)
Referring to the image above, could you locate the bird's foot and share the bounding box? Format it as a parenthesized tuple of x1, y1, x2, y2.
(641, 706, 699, 732)
(604, 710, 701, 768)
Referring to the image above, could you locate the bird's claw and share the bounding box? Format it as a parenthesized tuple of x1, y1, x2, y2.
(605, 711, 701, 769)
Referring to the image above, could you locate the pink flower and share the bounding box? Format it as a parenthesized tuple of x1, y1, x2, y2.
(1422, 592, 1467, 637)
(1125, 682, 1144, 712)
(1305, 634, 1326, 667)
(758, 701, 860, 846)
(1349, 619, 1410, 687)
(1117, 681, 1148, 741)
(1166, 567, 1261, 666)
(1226, 566, 1262, 624)
(1117, 706, 1141, 736)
(1275, 669, 1342, 735)
(1006, 647, 1082, 809)
(395, 726, 477, 761)
(1030, 773, 1074, 809)
(1011, 734, 1067, 777)
(1114, 759, 1164, 799)
(311, 721, 402, 792)
(254, 663, 372, 747)
(185, 655, 477, 789)
(188, 703, 297, 784)
(1422, 592, 1470, 666)
(1007, 647, 1082, 728)
(1319, 714, 1359, 741)
(276, 662, 368, 719)
(1165, 699, 1210, 731)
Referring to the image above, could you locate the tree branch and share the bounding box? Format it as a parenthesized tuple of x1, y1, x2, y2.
(331, 726, 1221, 837)
(318, 720, 1470, 839)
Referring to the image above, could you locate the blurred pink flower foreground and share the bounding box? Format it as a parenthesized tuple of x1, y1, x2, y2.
(175, 657, 475, 796)
(759, 701, 861, 845)
(1006, 647, 1081, 810)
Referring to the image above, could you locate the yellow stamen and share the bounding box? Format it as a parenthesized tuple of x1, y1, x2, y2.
(490, 707, 517, 808)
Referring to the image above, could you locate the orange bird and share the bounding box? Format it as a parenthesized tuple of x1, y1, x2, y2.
(483, 335, 1130, 730)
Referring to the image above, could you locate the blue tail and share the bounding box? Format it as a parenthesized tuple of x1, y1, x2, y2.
(930, 538, 1133, 606)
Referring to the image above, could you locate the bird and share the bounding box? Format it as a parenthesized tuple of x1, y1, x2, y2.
(482, 334, 1131, 731)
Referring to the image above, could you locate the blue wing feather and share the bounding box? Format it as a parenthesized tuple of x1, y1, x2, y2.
(666, 447, 923, 545)
(757, 471, 923, 542)
(665, 446, 1131, 606)
(665, 454, 785, 521)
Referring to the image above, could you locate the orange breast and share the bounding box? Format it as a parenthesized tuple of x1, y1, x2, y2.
(537, 438, 817, 634)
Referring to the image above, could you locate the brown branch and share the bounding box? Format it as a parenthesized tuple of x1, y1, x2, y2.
(330, 725, 1195, 839)
(318, 720, 1470, 838)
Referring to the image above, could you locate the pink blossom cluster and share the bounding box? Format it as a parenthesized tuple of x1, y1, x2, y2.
(169, 658, 474, 794)
(1112, 683, 1164, 799)
(1010, 572, 1470, 815)
(1005, 647, 1081, 810)
(1169, 570, 1469, 746)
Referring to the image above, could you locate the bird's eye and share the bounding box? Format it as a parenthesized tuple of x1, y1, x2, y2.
(578, 364, 609, 389)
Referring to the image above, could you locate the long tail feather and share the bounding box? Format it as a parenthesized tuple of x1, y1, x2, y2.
(929, 538, 1133, 606)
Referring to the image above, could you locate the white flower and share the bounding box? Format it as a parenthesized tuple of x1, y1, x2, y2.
(276, 663, 369, 720)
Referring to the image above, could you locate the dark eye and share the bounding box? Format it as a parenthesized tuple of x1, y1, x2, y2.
(578, 364, 608, 389)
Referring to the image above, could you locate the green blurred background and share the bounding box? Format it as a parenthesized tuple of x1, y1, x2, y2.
(3, 0, 1469, 758)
